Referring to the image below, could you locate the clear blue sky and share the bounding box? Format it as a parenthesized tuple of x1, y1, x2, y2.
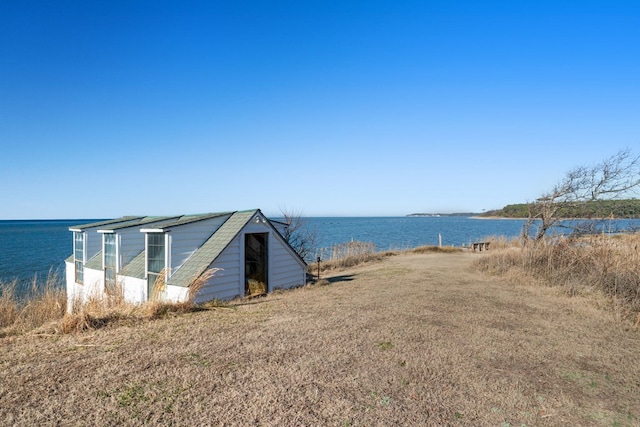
(1, 1, 638, 218)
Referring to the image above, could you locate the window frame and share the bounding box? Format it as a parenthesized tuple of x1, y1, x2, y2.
(104, 233, 117, 292)
(74, 231, 84, 284)
(146, 232, 166, 300)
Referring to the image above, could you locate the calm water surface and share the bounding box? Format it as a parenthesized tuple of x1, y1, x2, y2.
(307, 216, 527, 254)
(0, 219, 98, 288)
(1, 216, 638, 290)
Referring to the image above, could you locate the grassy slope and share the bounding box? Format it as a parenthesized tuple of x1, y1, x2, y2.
(1, 252, 639, 426)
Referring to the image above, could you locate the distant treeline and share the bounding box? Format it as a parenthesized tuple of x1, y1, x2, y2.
(482, 199, 640, 219)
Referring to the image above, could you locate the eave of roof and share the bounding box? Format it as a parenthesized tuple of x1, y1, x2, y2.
(69, 216, 143, 232)
(98, 216, 180, 232)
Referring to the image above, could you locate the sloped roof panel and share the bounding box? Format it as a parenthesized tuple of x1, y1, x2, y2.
(85, 251, 102, 270)
(166, 210, 257, 287)
(144, 212, 234, 230)
(119, 251, 145, 279)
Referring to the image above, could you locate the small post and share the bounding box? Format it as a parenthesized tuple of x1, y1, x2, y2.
(316, 256, 321, 280)
(438, 233, 442, 247)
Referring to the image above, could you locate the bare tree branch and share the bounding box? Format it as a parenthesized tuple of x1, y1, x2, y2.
(526, 149, 640, 242)
(280, 208, 317, 260)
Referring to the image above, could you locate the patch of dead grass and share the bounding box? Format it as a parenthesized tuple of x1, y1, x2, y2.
(310, 241, 393, 274)
(412, 245, 463, 254)
(0, 270, 66, 337)
(1, 252, 638, 426)
(1, 268, 223, 336)
(58, 268, 221, 334)
(475, 233, 640, 322)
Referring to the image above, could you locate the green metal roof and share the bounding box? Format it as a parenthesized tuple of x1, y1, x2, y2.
(69, 216, 143, 231)
(167, 210, 258, 287)
(119, 251, 145, 279)
(85, 251, 102, 270)
(141, 212, 234, 230)
(100, 216, 179, 231)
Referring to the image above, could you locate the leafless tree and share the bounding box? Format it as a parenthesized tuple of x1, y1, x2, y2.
(280, 208, 318, 260)
(524, 149, 640, 242)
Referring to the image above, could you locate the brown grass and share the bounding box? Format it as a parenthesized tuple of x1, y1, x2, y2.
(312, 241, 391, 273)
(2, 252, 638, 426)
(1, 268, 222, 336)
(475, 233, 640, 321)
(483, 235, 524, 250)
(0, 281, 19, 329)
(0, 270, 66, 337)
(59, 268, 221, 334)
(412, 244, 463, 254)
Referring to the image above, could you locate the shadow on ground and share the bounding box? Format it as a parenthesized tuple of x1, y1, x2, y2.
(325, 274, 356, 284)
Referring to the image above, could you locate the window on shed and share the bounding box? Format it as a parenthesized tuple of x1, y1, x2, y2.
(104, 233, 116, 292)
(74, 232, 84, 284)
(147, 233, 165, 300)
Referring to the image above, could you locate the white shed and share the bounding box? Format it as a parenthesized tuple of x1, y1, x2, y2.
(65, 210, 307, 310)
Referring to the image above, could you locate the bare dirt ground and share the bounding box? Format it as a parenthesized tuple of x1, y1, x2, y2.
(1, 252, 639, 426)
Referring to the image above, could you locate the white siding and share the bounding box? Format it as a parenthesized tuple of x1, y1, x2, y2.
(194, 235, 243, 303)
(169, 215, 231, 277)
(165, 285, 189, 303)
(67, 263, 147, 309)
(83, 267, 104, 300)
(66, 266, 105, 312)
(120, 276, 147, 304)
(65, 261, 78, 312)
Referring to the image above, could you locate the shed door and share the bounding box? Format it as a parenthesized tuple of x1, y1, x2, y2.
(245, 233, 268, 296)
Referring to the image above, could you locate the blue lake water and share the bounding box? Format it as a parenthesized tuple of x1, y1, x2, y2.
(307, 216, 527, 254)
(0, 219, 99, 289)
(1, 216, 638, 292)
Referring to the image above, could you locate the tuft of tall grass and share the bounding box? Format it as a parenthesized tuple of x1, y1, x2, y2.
(312, 241, 389, 272)
(1, 267, 221, 335)
(59, 268, 220, 334)
(0, 270, 66, 336)
(412, 245, 463, 254)
(0, 281, 19, 329)
(482, 235, 523, 250)
(475, 233, 640, 321)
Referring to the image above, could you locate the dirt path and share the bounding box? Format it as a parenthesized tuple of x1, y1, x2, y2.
(1, 253, 639, 426)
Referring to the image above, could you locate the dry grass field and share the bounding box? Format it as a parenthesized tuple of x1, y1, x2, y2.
(1, 252, 639, 426)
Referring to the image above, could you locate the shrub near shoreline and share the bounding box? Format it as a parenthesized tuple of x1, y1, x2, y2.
(0, 270, 66, 336)
(309, 240, 465, 275)
(475, 233, 640, 325)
